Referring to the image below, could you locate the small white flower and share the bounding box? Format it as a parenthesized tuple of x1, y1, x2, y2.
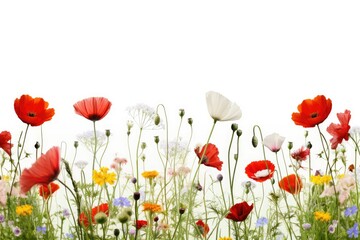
(206, 91, 242, 121)
(74, 160, 89, 170)
(127, 103, 164, 130)
(263, 133, 286, 153)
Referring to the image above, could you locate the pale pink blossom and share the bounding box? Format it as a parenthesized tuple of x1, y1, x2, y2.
(263, 133, 286, 153)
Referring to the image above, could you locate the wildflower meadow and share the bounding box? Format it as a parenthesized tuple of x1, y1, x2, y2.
(1, 91, 360, 240)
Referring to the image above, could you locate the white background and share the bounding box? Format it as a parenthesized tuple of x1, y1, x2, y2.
(1, 1, 360, 177)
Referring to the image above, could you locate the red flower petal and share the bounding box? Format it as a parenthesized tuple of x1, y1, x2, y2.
(74, 97, 112, 121)
(245, 160, 275, 182)
(14, 95, 55, 126)
(291, 95, 332, 128)
(20, 146, 60, 194)
(278, 174, 303, 194)
(195, 143, 223, 171)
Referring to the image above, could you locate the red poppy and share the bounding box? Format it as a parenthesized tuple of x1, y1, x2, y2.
(0, 131, 13, 156)
(226, 201, 253, 222)
(135, 220, 148, 229)
(326, 109, 351, 149)
(195, 143, 223, 171)
(79, 203, 109, 227)
(73, 97, 112, 121)
(20, 146, 60, 194)
(245, 160, 275, 182)
(195, 220, 209, 237)
(14, 94, 55, 127)
(278, 174, 303, 194)
(39, 182, 60, 199)
(291, 95, 332, 128)
(291, 146, 310, 161)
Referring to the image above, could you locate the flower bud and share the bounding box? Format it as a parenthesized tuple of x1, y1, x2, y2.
(234, 153, 238, 161)
(179, 208, 185, 215)
(94, 212, 107, 224)
(217, 174, 223, 182)
(307, 141, 312, 149)
(231, 123, 238, 131)
(154, 216, 159, 222)
(304, 130, 309, 138)
(134, 192, 141, 201)
(179, 109, 185, 118)
(271, 178, 275, 185)
(124, 207, 132, 217)
(141, 142, 147, 149)
(236, 129, 242, 137)
(117, 211, 129, 223)
(34, 142, 40, 149)
(195, 183, 202, 191)
(105, 129, 111, 137)
(114, 228, 120, 237)
(154, 114, 160, 125)
(74, 141, 79, 148)
(154, 136, 159, 144)
(188, 118, 193, 126)
(131, 177, 137, 184)
(288, 142, 293, 150)
(252, 136, 258, 148)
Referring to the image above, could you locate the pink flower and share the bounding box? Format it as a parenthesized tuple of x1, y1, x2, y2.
(326, 110, 351, 149)
(291, 146, 310, 161)
(263, 133, 285, 153)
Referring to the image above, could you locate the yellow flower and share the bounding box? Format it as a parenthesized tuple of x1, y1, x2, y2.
(142, 202, 162, 213)
(2, 175, 10, 182)
(16, 204, 33, 216)
(93, 167, 117, 186)
(310, 175, 332, 185)
(314, 211, 331, 222)
(219, 237, 232, 240)
(142, 170, 159, 179)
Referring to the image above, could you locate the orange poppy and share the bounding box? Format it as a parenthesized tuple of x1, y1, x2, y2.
(245, 160, 275, 182)
(20, 146, 61, 194)
(39, 182, 60, 199)
(278, 174, 303, 194)
(14, 94, 55, 127)
(195, 143, 223, 171)
(73, 97, 112, 121)
(0, 131, 13, 156)
(195, 220, 209, 237)
(326, 109, 351, 149)
(291, 95, 332, 128)
(79, 203, 109, 227)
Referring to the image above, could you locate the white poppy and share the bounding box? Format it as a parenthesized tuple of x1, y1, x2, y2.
(206, 91, 242, 121)
(263, 133, 286, 153)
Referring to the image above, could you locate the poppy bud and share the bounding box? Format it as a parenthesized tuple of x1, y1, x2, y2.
(74, 141, 79, 148)
(105, 129, 111, 137)
(307, 141, 312, 149)
(154, 114, 160, 125)
(234, 153, 238, 161)
(188, 118, 193, 126)
(252, 136, 258, 148)
(179, 109, 185, 118)
(154, 216, 159, 222)
(231, 123, 238, 131)
(154, 136, 159, 144)
(304, 130, 309, 138)
(34, 141, 40, 149)
(141, 142, 146, 150)
(131, 177, 137, 184)
(236, 129, 242, 137)
(217, 174, 223, 182)
(288, 142, 293, 150)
